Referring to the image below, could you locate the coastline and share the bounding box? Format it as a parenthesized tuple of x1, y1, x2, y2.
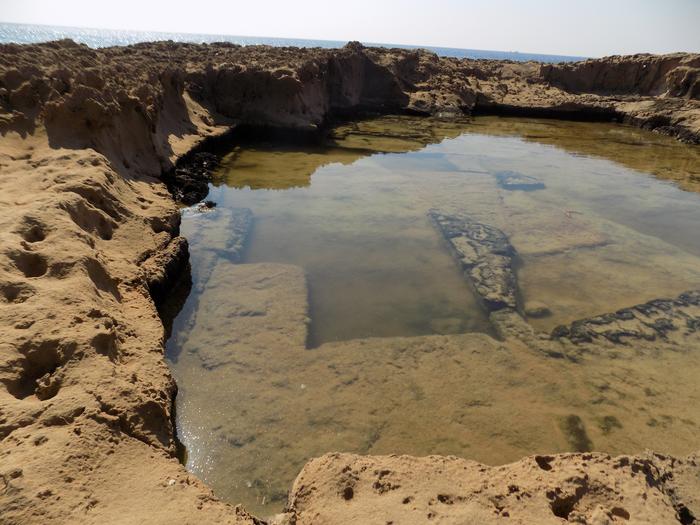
(0, 40, 699, 523)
(0, 21, 588, 62)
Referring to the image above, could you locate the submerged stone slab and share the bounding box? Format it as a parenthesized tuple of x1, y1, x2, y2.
(181, 206, 253, 292)
(429, 210, 518, 311)
(505, 208, 610, 257)
(181, 206, 253, 262)
(185, 262, 309, 370)
(524, 300, 552, 318)
(494, 170, 545, 191)
(551, 290, 700, 345)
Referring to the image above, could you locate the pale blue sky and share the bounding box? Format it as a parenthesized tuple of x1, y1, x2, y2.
(2, 0, 698, 57)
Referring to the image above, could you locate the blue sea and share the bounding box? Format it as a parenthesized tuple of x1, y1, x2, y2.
(0, 22, 585, 63)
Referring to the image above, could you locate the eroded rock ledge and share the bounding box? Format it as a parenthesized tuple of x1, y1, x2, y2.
(283, 452, 699, 524)
(1, 40, 699, 151)
(0, 40, 699, 524)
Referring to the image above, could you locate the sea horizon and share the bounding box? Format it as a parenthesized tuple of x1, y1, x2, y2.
(0, 20, 588, 63)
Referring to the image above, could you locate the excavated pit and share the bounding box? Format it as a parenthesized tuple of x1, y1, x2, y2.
(164, 115, 700, 516)
(3, 40, 700, 524)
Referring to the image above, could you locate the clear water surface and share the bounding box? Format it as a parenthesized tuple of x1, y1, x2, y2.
(165, 116, 700, 516)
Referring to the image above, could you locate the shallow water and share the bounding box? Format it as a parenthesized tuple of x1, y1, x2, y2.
(211, 139, 494, 346)
(166, 116, 700, 515)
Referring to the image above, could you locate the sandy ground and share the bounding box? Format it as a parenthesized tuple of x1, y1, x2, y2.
(0, 41, 699, 523)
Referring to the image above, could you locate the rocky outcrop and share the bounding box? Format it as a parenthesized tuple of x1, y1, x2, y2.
(1, 40, 699, 524)
(1, 41, 699, 172)
(494, 170, 546, 191)
(162, 152, 220, 205)
(284, 451, 700, 524)
(552, 290, 700, 346)
(540, 53, 700, 99)
(429, 211, 519, 312)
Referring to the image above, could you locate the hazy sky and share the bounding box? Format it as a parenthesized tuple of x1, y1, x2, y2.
(2, 0, 699, 57)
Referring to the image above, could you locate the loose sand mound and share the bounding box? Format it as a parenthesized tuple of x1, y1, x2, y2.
(1, 40, 699, 523)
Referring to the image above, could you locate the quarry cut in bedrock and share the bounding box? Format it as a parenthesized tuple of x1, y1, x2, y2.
(1, 39, 700, 524)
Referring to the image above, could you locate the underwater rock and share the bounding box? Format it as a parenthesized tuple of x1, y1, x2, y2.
(494, 170, 546, 191)
(489, 308, 539, 344)
(164, 152, 220, 205)
(551, 289, 700, 345)
(429, 210, 518, 311)
(559, 414, 593, 452)
(177, 207, 254, 306)
(525, 301, 552, 318)
(193, 200, 217, 212)
(507, 208, 610, 257)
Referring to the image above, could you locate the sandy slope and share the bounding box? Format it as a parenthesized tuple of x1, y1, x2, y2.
(0, 40, 699, 523)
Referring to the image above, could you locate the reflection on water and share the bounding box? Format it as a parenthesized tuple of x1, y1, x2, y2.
(166, 116, 700, 516)
(467, 117, 700, 193)
(213, 117, 490, 345)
